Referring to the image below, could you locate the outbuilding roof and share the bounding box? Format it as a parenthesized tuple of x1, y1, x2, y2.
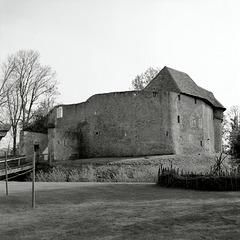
(144, 66, 225, 110)
(0, 124, 11, 138)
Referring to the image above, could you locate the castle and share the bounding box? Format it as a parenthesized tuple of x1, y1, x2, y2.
(20, 67, 225, 162)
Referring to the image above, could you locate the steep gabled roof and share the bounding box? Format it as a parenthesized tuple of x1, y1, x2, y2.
(144, 66, 225, 110)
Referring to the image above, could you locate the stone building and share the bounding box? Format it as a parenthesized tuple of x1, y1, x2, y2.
(19, 67, 225, 162)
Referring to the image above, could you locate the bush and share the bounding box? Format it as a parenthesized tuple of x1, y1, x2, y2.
(68, 165, 97, 182)
(31, 164, 158, 182)
(33, 167, 67, 182)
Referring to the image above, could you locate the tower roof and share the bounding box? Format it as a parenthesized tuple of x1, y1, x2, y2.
(144, 66, 225, 110)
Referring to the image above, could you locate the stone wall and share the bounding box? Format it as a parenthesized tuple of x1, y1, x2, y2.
(48, 91, 175, 160)
(48, 128, 80, 161)
(46, 90, 223, 161)
(48, 102, 86, 129)
(213, 109, 224, 152)
(170, 92, 216, 154)
(19, 131, 48, 162)
(81, 91, 174, 157)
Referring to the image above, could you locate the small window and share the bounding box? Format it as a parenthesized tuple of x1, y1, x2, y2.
(165, 131, 169, 136)
(178, 95, 181, 100)
(177, 115, 180, 123)
(95, 131, 99, 135)
(153, 92, 157, 97)
(192, 118, 196, 127)
(195, 98, 197, 104)
(200, 141, 203, 147)
(57, 106, 63, 118)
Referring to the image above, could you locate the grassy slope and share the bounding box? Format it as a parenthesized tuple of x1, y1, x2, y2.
(53, 153, 225, 173)
(0, 182, 240, 240)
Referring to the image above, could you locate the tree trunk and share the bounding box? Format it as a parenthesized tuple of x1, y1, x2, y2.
(12, 126, 17, 156)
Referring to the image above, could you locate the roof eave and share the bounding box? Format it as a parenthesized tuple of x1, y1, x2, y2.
(181, 93, 226, 111)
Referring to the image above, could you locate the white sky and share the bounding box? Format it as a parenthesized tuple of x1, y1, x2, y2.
(1, 0, 240, 110)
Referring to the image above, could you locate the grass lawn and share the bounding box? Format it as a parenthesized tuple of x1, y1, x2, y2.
(0, 182, 240, 240)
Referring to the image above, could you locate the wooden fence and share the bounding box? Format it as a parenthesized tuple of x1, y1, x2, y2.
(0, 156, 32, 178)
(158, 165, 240, 191)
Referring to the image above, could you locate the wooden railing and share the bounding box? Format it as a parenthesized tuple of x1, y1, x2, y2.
(0, 156, 32, 177)
(0, 156, 27, 167)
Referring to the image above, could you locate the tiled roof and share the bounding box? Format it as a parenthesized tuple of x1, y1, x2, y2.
(144, 66, 225, 110)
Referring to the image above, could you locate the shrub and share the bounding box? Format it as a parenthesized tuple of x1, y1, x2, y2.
(67, 168, 81, 182)
(131, 165, 158, 182)
(32, 167, 67, 182)
(31, 164, 159, 182)
(68, 165, 97, 182)
(113, 166, 131, 182)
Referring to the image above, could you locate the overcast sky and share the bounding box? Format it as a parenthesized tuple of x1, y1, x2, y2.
(1, 0, 240, 110)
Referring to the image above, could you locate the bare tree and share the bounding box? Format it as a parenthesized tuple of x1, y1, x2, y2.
(0, 79, 7, 108)
(10, 50, 58, 127)
(6, 81, 22, 155)
(1, 49, 59, 154)
(131, 67, 161, 90)
(0, 55, 16, 107)
(223, 106, 240, 160)
(228, 106, 240, 128)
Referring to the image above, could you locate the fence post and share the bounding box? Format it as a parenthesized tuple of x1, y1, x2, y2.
(5, 151, 8, 195)
(32, 147, 36, 208)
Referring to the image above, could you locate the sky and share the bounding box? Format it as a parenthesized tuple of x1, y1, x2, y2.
(0, 0, 240, 111)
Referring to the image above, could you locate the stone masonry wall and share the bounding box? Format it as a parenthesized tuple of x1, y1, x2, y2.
(48, 103, 86, 161)
(170, 92, 216, 154)
(47, 90, 223, 161)
(49, 91, 175, 160)
(80, 91, 174, 157)
(19, 131, 48, 162)
(48, 128, 79, 161)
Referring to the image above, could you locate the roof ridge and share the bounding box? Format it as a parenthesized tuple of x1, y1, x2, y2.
(163, 66, 182, 93)
(144, 66, 225, 110)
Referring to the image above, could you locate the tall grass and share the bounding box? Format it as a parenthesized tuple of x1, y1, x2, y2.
(34, 167, 67, 182)
(68, 165, 97, 182)
(29, 164, 158, 182)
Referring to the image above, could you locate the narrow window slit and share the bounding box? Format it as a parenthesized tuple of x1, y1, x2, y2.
(177, 115, 180, 123)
